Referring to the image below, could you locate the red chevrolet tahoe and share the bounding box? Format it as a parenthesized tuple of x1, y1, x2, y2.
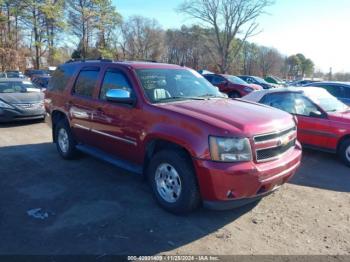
(45, 60, 302, 213)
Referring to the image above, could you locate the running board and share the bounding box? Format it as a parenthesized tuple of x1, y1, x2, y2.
(76, 144, 143, 175)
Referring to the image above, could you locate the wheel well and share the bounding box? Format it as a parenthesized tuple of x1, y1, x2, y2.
(52, 110, 68, 142)
(337, 135, 350, 152)
(143, 139, 193, 174)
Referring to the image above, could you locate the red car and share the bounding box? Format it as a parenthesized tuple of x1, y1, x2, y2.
(203, 74, 262, 98)
(45, 60, 301, 213)
(244, 87, 350, 166)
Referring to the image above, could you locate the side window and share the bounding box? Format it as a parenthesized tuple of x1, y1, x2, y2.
(212, 76, 225, 85)
(48, 65, 76, 92)
(262, 93, 296, 114)
(293, 94, 318, 116)
(73, 68, 100, 97)
(245, 77, 253, 84)
(344, 87, 350, 98)
(320, 85, 344, 97)
(203, 75, 213, 83)
(100, 70, 133, 100)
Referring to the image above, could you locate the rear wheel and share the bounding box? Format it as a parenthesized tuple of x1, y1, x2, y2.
(338, 139, 350, 167)
(147, 150, 201, 214)
(228, 91, 241, 99)
(54, 119, 78, 159)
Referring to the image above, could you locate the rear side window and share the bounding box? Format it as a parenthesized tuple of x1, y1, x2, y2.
(212, 75, 225, 85)
(48, 65, 76, 92)
(318, 85, 350, 98)
(203, 75, 213, 82)
(73, 68, 100, 97)
(100, 70, 133, 100)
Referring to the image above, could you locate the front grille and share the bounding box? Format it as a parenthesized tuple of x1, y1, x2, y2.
(14, 102, 43, 110)
(254, 125, 297, 162)
(254, 126, 296, 143)
(256, 139, 296, 161)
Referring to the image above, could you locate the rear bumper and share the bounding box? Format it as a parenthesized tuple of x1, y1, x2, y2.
(0, 108, 45, 122)
(193, 142, 302, 209)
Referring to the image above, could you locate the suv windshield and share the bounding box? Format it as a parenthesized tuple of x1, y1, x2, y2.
(0, 81, 37, 93)
(306, 90, 348, 112)
(136, 68, 224, 103)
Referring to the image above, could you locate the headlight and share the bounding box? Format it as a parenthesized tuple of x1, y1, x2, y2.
(0, 100, 14, 109)
(243, 87, 254, 92)
(209, 136, 252, 162)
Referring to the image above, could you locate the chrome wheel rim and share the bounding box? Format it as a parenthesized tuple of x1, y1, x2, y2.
(155, 163, 182, 203)
(58, 128, 69, 153)
(346, 145, 350, 162)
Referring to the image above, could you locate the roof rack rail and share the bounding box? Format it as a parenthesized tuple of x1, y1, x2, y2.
(65, 58, 114, 64)
(136, 59, 158, 63)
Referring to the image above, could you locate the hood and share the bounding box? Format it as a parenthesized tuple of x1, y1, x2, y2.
(157, 99, 294, 137)
(328, 110, 350, 124)
(0, 92, 44, 104)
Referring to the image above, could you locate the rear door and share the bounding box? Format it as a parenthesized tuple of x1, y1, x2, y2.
(69, 66, 101, 145)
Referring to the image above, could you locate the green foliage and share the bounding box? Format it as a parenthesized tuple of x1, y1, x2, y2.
(286, 53, 314, 78)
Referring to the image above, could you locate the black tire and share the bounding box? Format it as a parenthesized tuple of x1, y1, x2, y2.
(54, 118, 78, 160)
(338, 139, 350, 167)
(228, 91, 241, 99)
(147, 149, 201, 214)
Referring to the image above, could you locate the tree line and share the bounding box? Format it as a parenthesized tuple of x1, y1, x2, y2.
(0, 0, 345, 80)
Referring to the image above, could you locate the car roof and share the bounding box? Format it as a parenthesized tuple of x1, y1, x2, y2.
(306, 81, 350, 86)
(63, 60, 184, 70)
(243, 86, 326, 102)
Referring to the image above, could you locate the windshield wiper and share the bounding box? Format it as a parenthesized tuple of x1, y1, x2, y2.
(199, 94, 225, 99)
(155, 96, 206, 103)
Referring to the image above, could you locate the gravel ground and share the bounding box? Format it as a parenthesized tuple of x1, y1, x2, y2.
(0, 121, 349, 255)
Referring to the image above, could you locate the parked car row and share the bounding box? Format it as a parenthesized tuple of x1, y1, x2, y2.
(0, 70, 26, 79)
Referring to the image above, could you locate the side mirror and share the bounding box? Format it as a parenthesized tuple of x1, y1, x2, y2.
(309, 110, 325, 118)
(106, 89, 135, 105)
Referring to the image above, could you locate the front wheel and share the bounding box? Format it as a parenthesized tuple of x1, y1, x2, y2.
(338, 139, 350, 167)
(147, 150, 201, 214)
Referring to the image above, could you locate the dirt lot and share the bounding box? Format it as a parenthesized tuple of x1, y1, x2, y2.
(0, 121, 349, 255)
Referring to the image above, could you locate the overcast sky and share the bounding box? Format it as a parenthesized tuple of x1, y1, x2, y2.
(114, 0, 350, 73)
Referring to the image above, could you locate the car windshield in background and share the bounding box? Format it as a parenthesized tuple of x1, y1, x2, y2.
(254, 76, 269, 84)
(136, 69, 225, 103)
(306, 91, 348, 112)
(0, 81, 37, 93)
(226, 75, 248, 85)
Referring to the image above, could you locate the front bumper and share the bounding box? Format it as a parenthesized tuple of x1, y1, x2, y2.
(0, 108, 45, 122)
(193, 142, 302, 209)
